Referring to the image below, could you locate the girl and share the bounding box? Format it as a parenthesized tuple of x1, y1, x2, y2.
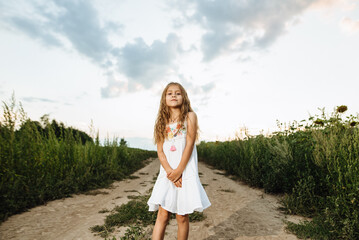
(147, 82, 211, 240)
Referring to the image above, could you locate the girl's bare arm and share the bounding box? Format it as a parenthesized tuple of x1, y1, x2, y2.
(177, 112, 197, 173)
(157, 139, 173, 174)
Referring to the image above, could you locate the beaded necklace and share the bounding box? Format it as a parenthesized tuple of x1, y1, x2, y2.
(169, 123, 182, 151)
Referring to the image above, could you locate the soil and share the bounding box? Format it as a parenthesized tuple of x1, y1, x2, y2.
(0, 158, 304, 240)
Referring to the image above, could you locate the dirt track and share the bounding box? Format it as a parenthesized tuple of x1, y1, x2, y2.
(0, 158, 303, 240)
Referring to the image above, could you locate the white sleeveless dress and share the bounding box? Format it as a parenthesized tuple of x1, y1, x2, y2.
(147, 120, 211, 215)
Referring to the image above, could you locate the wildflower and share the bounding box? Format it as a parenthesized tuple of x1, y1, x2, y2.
(336, 105, 348, 113)
(350, 121, 357, 127)
(314, 119, 324, 126)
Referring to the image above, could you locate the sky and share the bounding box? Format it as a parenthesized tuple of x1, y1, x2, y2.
(1, 0, 359, 151)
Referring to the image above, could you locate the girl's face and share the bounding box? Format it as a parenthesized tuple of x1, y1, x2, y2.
(165, 85, 183, 109)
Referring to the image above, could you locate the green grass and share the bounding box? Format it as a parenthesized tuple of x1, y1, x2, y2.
(219, 188, 235, 193)
(126, 175, 140, 179)
(83, 190, 110, 196)
(99, 208, 110, 213)
(197, 105, 359, 239)
(0, 93, 157, 222)
(91, 188, 206, 239)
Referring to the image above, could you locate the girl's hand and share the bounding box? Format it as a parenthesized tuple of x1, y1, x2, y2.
(166, 169, 174, 179)
(167, 168, 182, 183)
(173, 176, 182, 188)
(165, 168, 173, 176)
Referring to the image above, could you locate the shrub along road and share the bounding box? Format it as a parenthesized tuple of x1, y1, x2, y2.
(0, 158, 303, 239)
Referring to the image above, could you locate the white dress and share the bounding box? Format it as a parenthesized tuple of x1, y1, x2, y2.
(147, 120, 211, 215)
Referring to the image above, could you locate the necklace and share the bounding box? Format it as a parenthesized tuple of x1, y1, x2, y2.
(170, 127, 180, 151)
(170, 115, 180, 123)
(168, 117, 181, 152)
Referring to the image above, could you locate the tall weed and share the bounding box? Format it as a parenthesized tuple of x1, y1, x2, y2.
(197, 105, 359, 239)
(0, 94, 156, 222)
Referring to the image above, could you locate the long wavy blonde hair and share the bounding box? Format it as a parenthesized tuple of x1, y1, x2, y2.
(153, 82, 200, 145)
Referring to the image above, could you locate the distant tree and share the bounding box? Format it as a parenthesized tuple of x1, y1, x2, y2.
(1, 93, 93, 145)
(120, 137, 127, 147)
(15, 116, 93, 145)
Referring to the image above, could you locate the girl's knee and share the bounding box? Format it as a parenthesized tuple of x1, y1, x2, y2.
(176, 214, 189, 224)
(157, 206, 171, 224)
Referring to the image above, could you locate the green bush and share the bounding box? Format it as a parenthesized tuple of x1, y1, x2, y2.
(0, 94, 156, 222)
(197, 105, 359, 239)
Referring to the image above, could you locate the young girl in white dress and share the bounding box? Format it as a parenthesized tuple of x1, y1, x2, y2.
(147, 82, 211, 240)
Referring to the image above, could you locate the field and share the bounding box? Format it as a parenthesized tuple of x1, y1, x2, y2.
(1, 95, 358, 239)
(0, 95, 157, 223)
(197, 105, 359, 239)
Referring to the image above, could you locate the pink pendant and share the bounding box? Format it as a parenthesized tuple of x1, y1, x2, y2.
(170, 145, 176, 151)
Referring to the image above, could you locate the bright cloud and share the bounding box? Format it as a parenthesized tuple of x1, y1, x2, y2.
(169, 0, 356, 62)
(1, 0, 116, 64)
(340, 17, 359, 33)
(1, 0, 357, 101)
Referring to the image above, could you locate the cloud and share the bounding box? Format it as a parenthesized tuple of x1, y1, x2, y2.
(49, 0, 114, 64)
(170, 0, 342, 62)
(340, 17, 359, 33)
(21, 96, 73, 106)
(75, 91, 89, 100)
(2, 1, 185, 97)
(309, 0, 356, 11)
(178, 74, 214, 93)
(103, 21, 125, 34)
(100, 71, 129, 98)
(201, 81, 215, 93)
(7, 15, 63, 48)
(1, 0, 115, 65)
(21, 97, 57, 103)
(119, 34, 181, 86)
(101, 33, 183, 97)
(177, 74, 216, 106)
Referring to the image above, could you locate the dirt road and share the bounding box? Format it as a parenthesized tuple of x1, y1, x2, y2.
(0, 158, 302, 240)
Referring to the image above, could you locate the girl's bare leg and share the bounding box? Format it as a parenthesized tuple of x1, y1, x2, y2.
(152, 206, 171, 240)
(176, 213, 189, 240)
